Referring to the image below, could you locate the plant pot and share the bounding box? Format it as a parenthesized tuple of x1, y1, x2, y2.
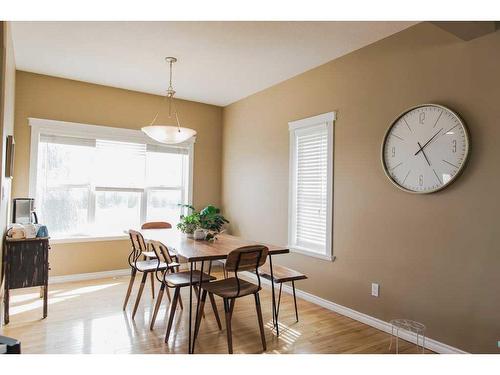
(185, 232, 194, 239)
(193, 229, 207, 241)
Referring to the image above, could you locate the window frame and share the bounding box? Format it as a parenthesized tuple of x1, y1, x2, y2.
(288, 112, 335, 261)
(28, 117, 195, 243)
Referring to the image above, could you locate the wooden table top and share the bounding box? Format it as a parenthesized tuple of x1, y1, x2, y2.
(139, 229, 289, 262)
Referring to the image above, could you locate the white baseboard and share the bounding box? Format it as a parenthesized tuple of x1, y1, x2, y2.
(241, 272, 468, 354)
(49, 268, 130, 284)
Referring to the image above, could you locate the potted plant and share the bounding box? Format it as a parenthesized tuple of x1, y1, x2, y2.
(176, 205, 200, 238)
(177, 204, 229, 240)
(199, 205, 229, 241)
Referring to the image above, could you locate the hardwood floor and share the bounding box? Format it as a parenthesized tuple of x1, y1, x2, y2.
(0, 273, 432, 354)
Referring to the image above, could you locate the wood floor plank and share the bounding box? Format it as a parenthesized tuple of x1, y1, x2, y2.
(0, 274, 433, 354)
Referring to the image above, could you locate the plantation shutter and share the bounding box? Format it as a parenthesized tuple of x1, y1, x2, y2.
(292, 123, 329, 253)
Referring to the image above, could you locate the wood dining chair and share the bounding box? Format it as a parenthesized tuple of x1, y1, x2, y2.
(193, 245, 269, 354)
(123, 230, 178, 319)
(258, 263, 307, 325)
(141, 222, 172, 230)
(147, 240, 223, 339)
(139, 222, 178, 299)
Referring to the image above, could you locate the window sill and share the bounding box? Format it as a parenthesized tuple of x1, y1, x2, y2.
(50, 234, 129, 244)
(289, 246, 336, 261)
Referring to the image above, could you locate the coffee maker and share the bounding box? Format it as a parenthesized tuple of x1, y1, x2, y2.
(12, 198, 38, 224)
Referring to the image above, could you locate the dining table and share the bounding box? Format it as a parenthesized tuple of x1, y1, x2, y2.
(139, 228, 289, 353)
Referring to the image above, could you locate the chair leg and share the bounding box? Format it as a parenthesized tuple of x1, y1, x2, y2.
(223, 298, 233, 354)
(255, 292, 267, 352)
(165, 285, 172, 302)
(194, 286, 205, 319)
(150, 283, 165, 330)
(193, 290, 208, 345)
(292, 280, 299, 322)
(276, 282, 283, 324)
(132, 272, 148, 319)
(229, 298, 236, 320)
(150, 272, 155, 299)
(208, 292, 222, 330)
(165, 287, 180, 343)
(123, 268, 136, 310)
(170, 263, 181, 310)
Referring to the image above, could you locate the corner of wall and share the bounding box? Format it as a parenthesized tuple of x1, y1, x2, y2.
(0, 21, 16, 327)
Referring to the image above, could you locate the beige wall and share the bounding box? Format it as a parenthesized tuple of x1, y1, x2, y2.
(222, 22, 500, 353)
(13, 71, 222, 276)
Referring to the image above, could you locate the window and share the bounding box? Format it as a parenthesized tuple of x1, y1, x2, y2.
(29, 118, 194, 241)
(288, 112, 335, 260)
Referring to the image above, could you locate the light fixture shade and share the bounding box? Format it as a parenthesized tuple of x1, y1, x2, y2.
(142, 125, 197, 144)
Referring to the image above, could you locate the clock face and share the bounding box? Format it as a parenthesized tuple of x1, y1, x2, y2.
(382, 104, 469, 193)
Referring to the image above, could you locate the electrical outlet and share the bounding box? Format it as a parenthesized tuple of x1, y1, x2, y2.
(371, 283, 379, 297)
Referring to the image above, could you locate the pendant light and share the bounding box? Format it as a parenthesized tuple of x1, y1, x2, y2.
(142, 57, 197, 144)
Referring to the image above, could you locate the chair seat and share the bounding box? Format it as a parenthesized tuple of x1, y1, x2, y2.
(142, 250, 177, 259)
(258, 263, 307, 283)
(135, 260, 176, 272)
(164, 270, 216, 287)
(201, 277, 260, 298)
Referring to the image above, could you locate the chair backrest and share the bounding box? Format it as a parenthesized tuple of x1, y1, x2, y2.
(141, 221, 172, 229)
(128, 229, 147, 266)
(225, 245, 269, 273)
(148, 240, 174, 264)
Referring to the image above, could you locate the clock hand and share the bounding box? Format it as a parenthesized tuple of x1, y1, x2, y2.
(414, 128, 443, 156)
(417, 142, 431, 166)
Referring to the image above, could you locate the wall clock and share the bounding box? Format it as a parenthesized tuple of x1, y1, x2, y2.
(382, 104, 469, 193)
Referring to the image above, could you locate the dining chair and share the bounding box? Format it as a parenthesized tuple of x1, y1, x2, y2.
(141, 222, 172, 230)
(193, 245, 269, 354)
(123, 230, 178, 319)
(258, 263, 307, 325)
(147, 240, 223, 339)
(139, 221, 178, 299)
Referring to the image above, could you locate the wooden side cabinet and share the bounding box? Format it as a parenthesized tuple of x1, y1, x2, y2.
(2, 237, 50, 324)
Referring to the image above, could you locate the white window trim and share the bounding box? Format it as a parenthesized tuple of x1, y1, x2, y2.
(288, 112, 336, 261)
(28, 117, 195, 242)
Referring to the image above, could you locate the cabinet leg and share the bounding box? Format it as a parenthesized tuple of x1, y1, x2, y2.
(4, 287, 9, 325)
(43, 284, 48, 319)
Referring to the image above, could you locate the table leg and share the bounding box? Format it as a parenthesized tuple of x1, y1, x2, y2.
(191, 261, 205, 353)
(188, 261, 194, 354)
(389, 325, 394, 351)
(396, 328, 399, 354)
(268, 254, 279, 336)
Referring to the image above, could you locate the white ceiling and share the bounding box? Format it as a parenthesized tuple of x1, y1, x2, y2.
(11, 21, 416, 106)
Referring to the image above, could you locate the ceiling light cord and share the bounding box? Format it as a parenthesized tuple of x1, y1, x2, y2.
(149, 57, 181, 131)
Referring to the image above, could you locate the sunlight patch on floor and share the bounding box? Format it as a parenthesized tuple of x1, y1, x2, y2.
(10, 289, 62, 304)
(10, 295, 78, 315)
(265, 320, 301, 347)
(55, 283, 120, 297)
(9, 282, 119, 316)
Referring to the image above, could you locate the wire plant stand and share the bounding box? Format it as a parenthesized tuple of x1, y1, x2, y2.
(389, 319, 426, 354)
